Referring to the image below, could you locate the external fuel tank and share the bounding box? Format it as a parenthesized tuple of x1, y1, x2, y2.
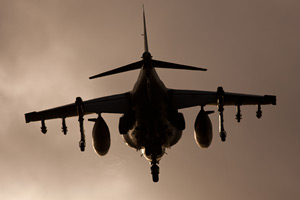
(92, 115, 111, 156)
(194, 108, 213, 148)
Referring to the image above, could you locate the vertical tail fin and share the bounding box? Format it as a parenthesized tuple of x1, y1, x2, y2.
(88, 6, 207, 79)
(143, 5, 149, 53)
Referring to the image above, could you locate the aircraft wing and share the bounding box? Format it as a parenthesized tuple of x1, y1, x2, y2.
(25, 92, 130, 123)
(169, 88, 276, 109)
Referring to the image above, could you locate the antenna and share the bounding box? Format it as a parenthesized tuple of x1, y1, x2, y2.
(143, 5, 149, 53)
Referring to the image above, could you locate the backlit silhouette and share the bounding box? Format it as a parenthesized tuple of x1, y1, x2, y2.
(25, 8, 276, 182)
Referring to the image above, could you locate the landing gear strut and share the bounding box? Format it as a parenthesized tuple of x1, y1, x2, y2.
(217, 87, 227, 142)
(76, 97, 86, 152)
(41, 120, 47, 134)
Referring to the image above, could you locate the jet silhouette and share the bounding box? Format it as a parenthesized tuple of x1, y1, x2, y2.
(25, 8, 276, 182)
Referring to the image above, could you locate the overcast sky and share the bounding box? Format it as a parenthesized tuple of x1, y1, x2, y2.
(1, 0, 300, 199)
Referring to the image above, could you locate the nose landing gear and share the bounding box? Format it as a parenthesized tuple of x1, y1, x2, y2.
(145, 145, 161, 182)
(151, 158, 159, 182)
(144, 140, 163, 182)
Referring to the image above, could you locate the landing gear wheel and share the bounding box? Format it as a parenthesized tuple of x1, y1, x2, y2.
(151, 164, 159, 182)
(119, 113, 136, 135)
(79, 141, 85, 152)
(118, 115, 128, 135)
(176, 113, 185, 130)
(220, 131, 226, 142)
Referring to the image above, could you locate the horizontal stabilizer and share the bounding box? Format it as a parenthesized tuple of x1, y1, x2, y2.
(89, 60, 143, 79)
(152, 59, 207, 71)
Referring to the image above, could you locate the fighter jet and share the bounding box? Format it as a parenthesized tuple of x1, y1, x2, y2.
(25, 8, 276, 182)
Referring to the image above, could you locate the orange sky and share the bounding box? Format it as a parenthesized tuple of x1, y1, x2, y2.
(1, 0, 299, 199)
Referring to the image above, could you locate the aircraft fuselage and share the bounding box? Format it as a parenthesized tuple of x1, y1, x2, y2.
(122, 53, 183, 162)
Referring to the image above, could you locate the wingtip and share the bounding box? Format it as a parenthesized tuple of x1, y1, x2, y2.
(264, 95, 277, 105)
(272, 96, 277, 105)
(25, 112, 36, 123)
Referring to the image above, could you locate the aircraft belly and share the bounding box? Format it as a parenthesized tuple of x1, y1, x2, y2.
(122, 116, 182, 150)
(121, 65, 184, 150)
